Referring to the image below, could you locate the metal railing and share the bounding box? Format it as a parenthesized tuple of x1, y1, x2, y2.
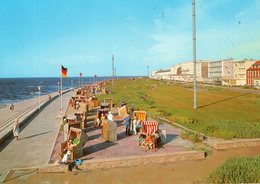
(0, 98, 49, 132)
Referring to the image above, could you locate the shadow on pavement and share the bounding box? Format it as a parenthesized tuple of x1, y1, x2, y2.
(83, 141, 117, 155)
(19, 131, 52, 140)
(166, 134, 178, 143)
(87, 133, 101, 141)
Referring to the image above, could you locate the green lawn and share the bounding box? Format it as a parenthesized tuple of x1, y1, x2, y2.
(207, 156, 260, 183)
(99, 78, 260, 139)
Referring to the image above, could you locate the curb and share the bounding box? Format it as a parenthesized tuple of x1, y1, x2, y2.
(156, 116, 207, 139)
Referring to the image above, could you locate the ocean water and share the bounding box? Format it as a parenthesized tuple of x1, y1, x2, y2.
(0, 77, 110, 105)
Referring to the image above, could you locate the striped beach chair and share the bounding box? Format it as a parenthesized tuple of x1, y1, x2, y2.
(142, 121, 158, 135)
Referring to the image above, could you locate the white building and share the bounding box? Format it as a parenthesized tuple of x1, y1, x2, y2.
(233, 59, 255, 85)
(208, 59, 234, 85)
(170, 61, 209, 82)
(151, 69, 171, 80)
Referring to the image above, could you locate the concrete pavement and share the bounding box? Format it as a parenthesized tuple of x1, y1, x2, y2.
(0, 91, 73, 181)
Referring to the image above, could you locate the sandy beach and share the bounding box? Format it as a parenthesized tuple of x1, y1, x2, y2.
(0, 89, 68, 126)
(0, 105, 6, 109)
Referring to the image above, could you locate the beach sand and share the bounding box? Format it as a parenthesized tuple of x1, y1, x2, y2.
(0, 90, 61, 126)
(0, 105, 6, 109)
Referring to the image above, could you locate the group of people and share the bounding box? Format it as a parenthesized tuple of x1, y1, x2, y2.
(57, 139, 83, 171)
(139, 131, 161, 151)
(58, 139, 75, 164)
(94, 112, 106, 127)
(69, 99, 81, 110)
(123, 112, 161, 151)
(124, 113, 142, 136)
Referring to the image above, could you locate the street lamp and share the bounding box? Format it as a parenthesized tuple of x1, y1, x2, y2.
(192, 0, 197, 110)
(57, 82, 60, 96)
(147, 66, 149, 78)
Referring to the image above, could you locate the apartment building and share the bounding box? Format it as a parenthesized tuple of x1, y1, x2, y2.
(233, 60, 255, 85)
(208, 60, 222, 79)
(208, 59, 234, 84)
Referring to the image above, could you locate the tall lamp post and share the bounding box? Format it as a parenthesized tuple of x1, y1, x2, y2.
(112, 54, 114, 88)
(192, 0, 197, 110)
(147, 66, 149, 78)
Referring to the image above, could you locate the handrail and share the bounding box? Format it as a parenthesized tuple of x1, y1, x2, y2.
(0, 89, 71, 133)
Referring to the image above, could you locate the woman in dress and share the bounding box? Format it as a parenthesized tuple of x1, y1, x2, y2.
(13, 118, 20, 141)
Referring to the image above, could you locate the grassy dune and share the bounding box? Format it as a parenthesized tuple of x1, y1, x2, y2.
(99, 78, 260, 139)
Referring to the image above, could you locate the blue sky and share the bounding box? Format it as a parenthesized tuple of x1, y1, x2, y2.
(0, 0, 259, 77)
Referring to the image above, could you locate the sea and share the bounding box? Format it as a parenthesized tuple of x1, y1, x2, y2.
(0, 77, 114, 106)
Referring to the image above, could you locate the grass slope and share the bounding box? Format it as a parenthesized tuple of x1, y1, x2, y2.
(99, 78, 260, 139)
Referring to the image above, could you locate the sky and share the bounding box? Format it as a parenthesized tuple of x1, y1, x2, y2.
(0, 0, 259, 78)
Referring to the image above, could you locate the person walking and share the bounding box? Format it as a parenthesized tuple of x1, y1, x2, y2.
(13, 118, 20, 141)
(124, 113, 131, 136)
(10, 103, 14, 111)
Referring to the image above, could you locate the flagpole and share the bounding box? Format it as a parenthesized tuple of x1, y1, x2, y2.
(60, 65, 63, 116)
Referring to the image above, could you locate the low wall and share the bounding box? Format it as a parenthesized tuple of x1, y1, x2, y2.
(156, 116, 260, 150)
(208, 138, 260, 150)
(40, 150, 205, 173)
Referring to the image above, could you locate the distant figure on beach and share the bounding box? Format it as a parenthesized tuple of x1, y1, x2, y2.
(13, 118, 19, 141)
(10, 103, 14, 111)
(48, 95, 52, 100)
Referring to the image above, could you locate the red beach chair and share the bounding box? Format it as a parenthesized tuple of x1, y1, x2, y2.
(141, 121, 158, 135)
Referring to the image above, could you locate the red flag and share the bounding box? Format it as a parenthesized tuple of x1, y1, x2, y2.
(61, 65, 67, 78)
(80, 73, 82, 77)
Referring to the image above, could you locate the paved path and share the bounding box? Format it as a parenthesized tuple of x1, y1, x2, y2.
(49, 112, 192, 163)
(82, 121, 192, 160)
(0, 91, 73, 181)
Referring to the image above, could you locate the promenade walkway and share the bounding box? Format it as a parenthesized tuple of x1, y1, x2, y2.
(0, 91, 74, 181)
